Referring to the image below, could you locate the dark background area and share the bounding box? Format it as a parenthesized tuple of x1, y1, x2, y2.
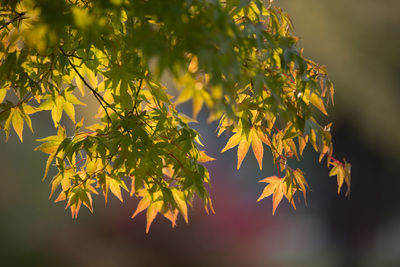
(1, 1, 399, 266)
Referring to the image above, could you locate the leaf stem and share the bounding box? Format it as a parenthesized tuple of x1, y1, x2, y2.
(276, 161, 281, 178)
(330, 156, 345, 167)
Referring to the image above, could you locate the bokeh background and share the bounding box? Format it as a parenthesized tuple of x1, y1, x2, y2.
(1, 0, 399, 266)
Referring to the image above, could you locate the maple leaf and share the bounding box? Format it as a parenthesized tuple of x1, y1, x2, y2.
(221, 132, 241, 153)
(131, 195, 151, 220)
(198, 151, 216, 163)
(291, 168, 310, 204)
(146, 201, 163, 233)
(329, 159, 351, 197)
(250, 128, 264, 170)
(0, 0, 351, 230)
(237, 138, 250, 170)
(221, 128, 266, 170)
(257, 176, 284, 215)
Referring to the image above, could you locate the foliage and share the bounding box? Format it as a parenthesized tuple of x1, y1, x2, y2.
(0, 0, 350, 232)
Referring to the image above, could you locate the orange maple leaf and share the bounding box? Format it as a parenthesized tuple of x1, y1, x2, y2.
(257, 176, 284, 215)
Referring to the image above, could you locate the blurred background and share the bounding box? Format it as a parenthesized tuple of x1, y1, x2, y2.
(1, 0, 399, 266)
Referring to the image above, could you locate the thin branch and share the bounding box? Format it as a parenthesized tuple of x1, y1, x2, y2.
(136, 79, 143, 98)
(0, 12, 26, 31)
(0, 93, 34, 117)
(329, 156, 345, 167)
(59, 46, 116, 124)
(276, 161, 281, 178)
(167, 152, 185, 169)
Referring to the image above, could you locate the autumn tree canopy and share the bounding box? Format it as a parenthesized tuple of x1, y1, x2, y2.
(0, 0, 350, 232)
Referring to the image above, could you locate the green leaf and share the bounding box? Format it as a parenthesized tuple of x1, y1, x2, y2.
(147, 80, 170, 104)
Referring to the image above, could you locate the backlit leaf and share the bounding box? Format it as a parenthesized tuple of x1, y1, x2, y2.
(109, 176, 128, 202)
(310, 92, 328, 116)
(63, 101, 75, 123)
(0, 88, 6, 103)
(292, 168, 309, 203)
(237, 138, 250, 170)
(257, 175, 285, 214)
(337, 165, 345, 194)
(0, 0, 350, 229)
(146, 201, 162, 233)
(257, 181, 276, 202)
(192, 94, 204, 119)
(188, 56, 199, 73)
(131, 195, 150, 219)
(11, 108, 24, 142)
(272, 181, 284, 215)
(172, 188, 188, 223)
(250, 128, 263, 170)
(75, 77, 85, 96)
(221, 132, 241, 153)
(198, 151, 216, 163)
(51, 96, 64, 127)
(162, 209, 179, 227)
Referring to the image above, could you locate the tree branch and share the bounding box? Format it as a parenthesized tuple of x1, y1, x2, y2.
(0, 12, 26, 31)
(59, 46, 117, 124)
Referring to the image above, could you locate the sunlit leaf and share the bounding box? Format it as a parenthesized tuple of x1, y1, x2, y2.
(0, 0, 350, 230)
(63, 101, 75, 123)
(310, 92, 328, 116)
(221, 132, 241, 153)
(11, 108, 24, 142)
(0, 88, 6, 103)
(172, 188, 188, 223)
(146, 200, 162, 233)
(198, 151, 216, 163)
(257, 176, 284, 215)
(75, 77, 85, 96)
(109, 176, 128, 202)
(237, 138, 250, 170)
(250, 128, 263, 170)
(131, 195, 150, 219)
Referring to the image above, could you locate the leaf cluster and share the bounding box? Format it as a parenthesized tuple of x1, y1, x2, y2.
(0, 0, 350, 231)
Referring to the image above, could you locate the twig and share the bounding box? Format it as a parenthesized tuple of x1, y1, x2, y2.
(330, 156, 345, 167)
(276, 161, 281, 178)
(0, 12, 26, 31)
(60, 46, 116, 124)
